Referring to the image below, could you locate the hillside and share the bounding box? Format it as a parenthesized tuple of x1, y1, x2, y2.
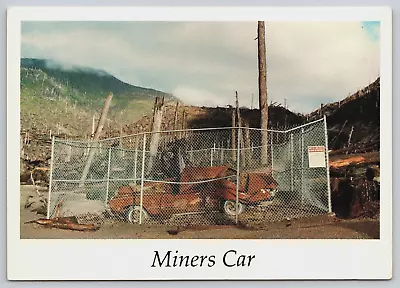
(307, 77, 380, 152)
(115, 104, 305, 137)
(20, 58, 179, 180)
(20, 58, 177, 133)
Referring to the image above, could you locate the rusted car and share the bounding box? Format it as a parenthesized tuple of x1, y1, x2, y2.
(108, 166, 278, 223)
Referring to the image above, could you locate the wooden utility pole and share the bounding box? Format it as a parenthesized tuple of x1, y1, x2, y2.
(258, 21, 268, 165)
(147, 96, 165, 175)
(79, 92, 113, 187)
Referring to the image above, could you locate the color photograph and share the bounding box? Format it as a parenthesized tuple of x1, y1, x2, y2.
(19, 20, 381, 240)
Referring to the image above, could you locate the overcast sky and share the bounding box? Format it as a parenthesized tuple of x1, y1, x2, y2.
(21, 21, 380, 113)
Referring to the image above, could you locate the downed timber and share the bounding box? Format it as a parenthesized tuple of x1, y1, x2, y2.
(330, 175, 380, 219)
(79, 92, 113, 187)
(25, 216, 100, 232)
(329, 152, 379, 169)
(329, 140, 379, 156)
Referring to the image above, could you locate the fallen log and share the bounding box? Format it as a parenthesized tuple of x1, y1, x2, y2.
(330, 156, 367, 168)
(330, 152, 379, 169)
(25, 216, 100, 232)
(329, 140, 379, 156)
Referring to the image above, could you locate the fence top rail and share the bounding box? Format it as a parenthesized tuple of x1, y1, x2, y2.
(53, 118, 325, 145)
(51, 175, 236, 185)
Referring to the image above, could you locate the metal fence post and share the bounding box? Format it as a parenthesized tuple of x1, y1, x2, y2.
(235, 127, 241, 224)
(301, 128, 304, 205)
(134, 139, 138, 184)
(210, 143, 215, 166)
(46, 136, 55, 219)
(105, 147, 112, 204)
(139, 134, 147, 225)
(270, 133, 274, 174)
(290, 133, 294, 193)
(324, 115, 332, 212)
(220, 145, 224, 164)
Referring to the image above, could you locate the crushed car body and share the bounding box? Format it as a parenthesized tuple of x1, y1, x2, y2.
(108, 165, 278, 223)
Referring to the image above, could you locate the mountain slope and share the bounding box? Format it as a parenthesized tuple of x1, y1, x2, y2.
(307, 77, 380, 151)
(21, 58, 173, 104)
(20, 58, 179, 136)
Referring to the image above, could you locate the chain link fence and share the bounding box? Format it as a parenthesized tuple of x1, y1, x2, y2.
(47, 117, 331, 226)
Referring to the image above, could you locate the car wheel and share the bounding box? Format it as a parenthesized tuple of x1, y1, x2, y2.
(223, 200, 245, 216)
(126, 206, 149, 224)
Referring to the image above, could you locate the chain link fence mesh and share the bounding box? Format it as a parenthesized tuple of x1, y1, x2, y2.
(47, 118, 331, 226)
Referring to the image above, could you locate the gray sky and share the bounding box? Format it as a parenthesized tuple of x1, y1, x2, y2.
(21, 21, 380, 113)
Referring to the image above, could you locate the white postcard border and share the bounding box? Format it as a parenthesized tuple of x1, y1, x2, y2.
(7, 6, 392, 280)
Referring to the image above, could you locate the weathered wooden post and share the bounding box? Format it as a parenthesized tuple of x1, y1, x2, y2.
(173, 101, 179, 130)
(65, 145, 72, 162)
(147, 96, 165, 175)
(91, 115, 96, 137)
(235, 91, 246, 168)
(181, 110, 186, 139)
(244, 121, 251, 166)
(20, 134, 24, 158)
(258, 21, 269, 166)
(79, 92, 113, 187)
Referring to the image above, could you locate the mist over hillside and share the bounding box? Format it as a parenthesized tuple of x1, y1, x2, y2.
(20, 58, 179, 138)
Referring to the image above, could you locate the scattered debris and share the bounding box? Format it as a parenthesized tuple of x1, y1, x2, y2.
(167, 228, 182, 235)
(23, 182, 48, 216)
(25, 216, 100, 232)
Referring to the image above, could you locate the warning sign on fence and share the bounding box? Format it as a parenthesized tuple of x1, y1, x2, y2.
(308, 146, 326, 168)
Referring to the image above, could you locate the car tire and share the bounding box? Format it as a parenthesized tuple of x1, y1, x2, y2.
(125, 206, 149, 224)
(223, 200, 245, 216)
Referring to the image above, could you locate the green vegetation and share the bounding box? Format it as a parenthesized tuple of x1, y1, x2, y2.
(20, 58, 177, 137)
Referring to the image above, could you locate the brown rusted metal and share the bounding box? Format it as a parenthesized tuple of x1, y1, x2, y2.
(108, 166, 278, 217)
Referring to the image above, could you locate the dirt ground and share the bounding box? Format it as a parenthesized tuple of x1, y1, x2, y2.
(20, 185, 379, 239)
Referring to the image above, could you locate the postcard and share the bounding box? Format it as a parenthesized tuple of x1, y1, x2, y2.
(7, 6, 392, 280)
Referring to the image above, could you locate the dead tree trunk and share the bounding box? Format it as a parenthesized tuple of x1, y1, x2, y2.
(173, 102, 180, 139)
(258, 21, 268, 166)
(181, 109, 186, 139)
(231, 107, 236, 162)
(173, 102, 179, 130)
(235, 91, 246, 168)
(244, 121, 251, 165)
(20, 134, 24, 158)
(147, 96, 165, 175)
(65, 145, 72, 162)
(79, 93, 113, 187)
(91, 115, 96, 138)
